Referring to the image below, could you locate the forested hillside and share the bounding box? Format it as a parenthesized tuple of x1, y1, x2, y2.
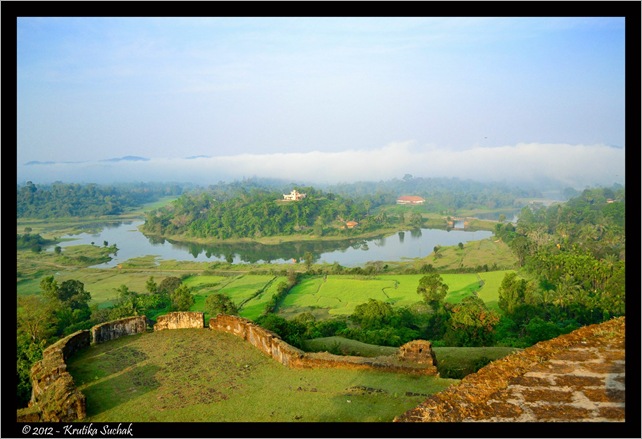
(325, 175, 544, 212)
(17, 181, 188, 218)
(140, 177, 548, 241)
(141, 186, 390, 240)
(489, 186, 626, 345)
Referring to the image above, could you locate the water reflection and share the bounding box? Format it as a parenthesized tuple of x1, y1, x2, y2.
(48, 220, 493, 268)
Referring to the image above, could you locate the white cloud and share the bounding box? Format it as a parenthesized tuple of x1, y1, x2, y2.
(17, 142, 625, 189)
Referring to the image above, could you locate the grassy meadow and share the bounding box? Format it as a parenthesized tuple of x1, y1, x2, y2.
(420, 237, 517, 271)
(17, 253, 513, 319)
(66, 329, 459, 422)
(184, 274, 287, 321)
(273, 271, 511, 320)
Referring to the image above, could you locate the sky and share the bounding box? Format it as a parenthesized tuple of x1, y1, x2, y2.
(16, 17, 626, 188)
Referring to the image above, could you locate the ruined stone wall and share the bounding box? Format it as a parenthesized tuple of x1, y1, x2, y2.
(92, 316, 148, 344)
(210, 314, 305, 367)
(18, 330, 90, 422)
(394, 316, 626, 422)
(153, 311, 204, 331)
(18, 316, 153, 422)
(209, 314, 438, 374)
(398, 340, 438, 366)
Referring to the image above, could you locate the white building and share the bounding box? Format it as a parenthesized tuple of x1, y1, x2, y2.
(283, 190, 306, 201)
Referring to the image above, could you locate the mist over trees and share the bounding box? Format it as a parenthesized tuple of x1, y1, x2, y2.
(17, 181, 189, 218)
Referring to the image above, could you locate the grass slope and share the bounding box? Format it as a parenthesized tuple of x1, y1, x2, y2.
(422, 237, 517, 271)
(477, 269, 514, 312)
(66, 329, 458, 422)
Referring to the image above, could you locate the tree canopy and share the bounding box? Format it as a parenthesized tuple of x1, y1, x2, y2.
(417, 273, 449, 309)
(17, 181, 187, 218)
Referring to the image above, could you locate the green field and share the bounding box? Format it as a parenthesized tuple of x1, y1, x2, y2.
(184, 274, 285, 321)
(239, 275, 289, 320)
(477, 270, 514, 312)
(66, 329, 459, 422)
(18, 250, 513, 319)
(420, 237, 517, 271)
(276, 271, 512, 319)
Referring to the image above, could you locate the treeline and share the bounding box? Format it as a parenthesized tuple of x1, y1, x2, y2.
(495, 185, 625, 263)
(17, 181, 189, 218)
(141, 186, 393, 240)
(16, 176, 546, 221)
(253, 273, 497, 355)
(324, 175, 543, 213)
(138, 176, 560, 241)
(489, 186, 625, 345)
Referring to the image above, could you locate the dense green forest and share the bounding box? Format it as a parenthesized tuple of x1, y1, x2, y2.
(16, 181, 189, 218)
(141, 186, 388, 239)
(140, 177, 544, 241)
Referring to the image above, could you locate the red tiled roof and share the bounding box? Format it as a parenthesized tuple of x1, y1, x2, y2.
(397, 196, 425, 202)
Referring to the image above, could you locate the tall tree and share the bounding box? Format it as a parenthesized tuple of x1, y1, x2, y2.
(159, 276, 182, 296)
(446, 296, 500, 347)
(350, 299, 394, 329)
(17, 295, 57, 343)
(171, 284, 195, 311)
(303, 251, 314, 272)
(146, 276, 158, 294)
(417, 273, 449, 310)
(498, 272, 531, 315)
(205, 293, 239, 317)
(41, 277, 92, 334)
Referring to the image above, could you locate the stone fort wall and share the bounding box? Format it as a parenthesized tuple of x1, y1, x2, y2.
(209, 314, 438, 374)
(14, 311, 443, 423)
(18, 312, 624, 424)
(17, 315, 148, 423)
(18, 330, 91, 422)
(394, 316, 626, 423)
(92, 315, 147, 344)
(153, 311, 204, 331)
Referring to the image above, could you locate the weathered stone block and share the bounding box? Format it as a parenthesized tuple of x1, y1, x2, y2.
(92, 315, 147, 343)
(154, 312, 204, 331)
(398, 340, 437, 366)
(24, 330, 89, 423)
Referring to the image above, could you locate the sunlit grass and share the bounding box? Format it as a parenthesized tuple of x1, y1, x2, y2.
(278, 272, 503, 318)
(477, 270, 514, 312)
(67, 329, 459, 422)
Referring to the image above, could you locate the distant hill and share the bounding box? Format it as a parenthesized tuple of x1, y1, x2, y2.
(100, 156, 150, 162)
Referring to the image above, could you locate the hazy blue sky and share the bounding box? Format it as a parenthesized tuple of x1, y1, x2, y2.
(17, 17, 626, 187)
